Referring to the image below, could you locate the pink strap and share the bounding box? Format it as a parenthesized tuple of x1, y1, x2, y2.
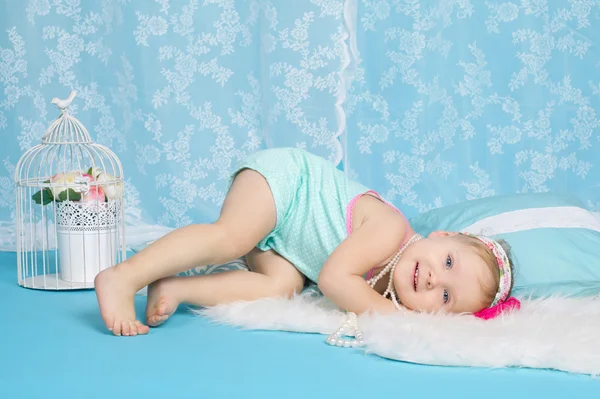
(346, 190, 409, 235)
(365, 268, 376, 280)
(346, 190, 411, 280)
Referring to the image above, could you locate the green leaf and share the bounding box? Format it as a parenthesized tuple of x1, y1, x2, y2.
(57, 188, 81, 202)
(31, 190, 42, 204)
(87, 167, 93, 175)
(32, 188, 54, 205)
(41, 188, 54, 205)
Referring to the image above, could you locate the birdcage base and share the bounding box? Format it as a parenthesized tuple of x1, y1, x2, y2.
(20, 274, 95, 290)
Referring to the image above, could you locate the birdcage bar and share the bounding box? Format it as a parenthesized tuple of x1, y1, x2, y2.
(28, 183, 36, 286)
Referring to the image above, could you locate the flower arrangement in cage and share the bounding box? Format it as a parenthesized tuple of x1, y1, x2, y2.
(31, 166, 123, 205)
(31, 167, 121, 206)
(14, 91, 126, 290)
(29, 167, 124, 284)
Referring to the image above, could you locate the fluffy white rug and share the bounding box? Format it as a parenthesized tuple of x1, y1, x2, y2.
(193, 292, 600, 376)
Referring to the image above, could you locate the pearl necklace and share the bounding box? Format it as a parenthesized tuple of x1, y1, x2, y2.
(326, 312, 364, 347)
(366, 233, 423, 310)
(326, 233, 423, 348)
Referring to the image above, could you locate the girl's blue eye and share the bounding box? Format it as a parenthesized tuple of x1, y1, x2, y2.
(446, 255, 452, 269)
(443, 289, 449, 304)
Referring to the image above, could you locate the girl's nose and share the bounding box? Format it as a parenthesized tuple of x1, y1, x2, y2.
(427, 270, 436, 289)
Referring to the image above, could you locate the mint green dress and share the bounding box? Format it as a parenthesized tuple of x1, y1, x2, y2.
(228, 147, 372, 283)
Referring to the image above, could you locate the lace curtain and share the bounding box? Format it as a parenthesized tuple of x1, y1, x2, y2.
(1, 0, 598, 249)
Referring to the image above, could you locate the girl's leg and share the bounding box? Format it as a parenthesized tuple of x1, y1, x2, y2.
(94, 169, 278, 336)
(145, 248, 305, 327)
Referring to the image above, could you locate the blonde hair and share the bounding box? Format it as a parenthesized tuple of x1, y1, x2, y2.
(455, 234, 514, 309)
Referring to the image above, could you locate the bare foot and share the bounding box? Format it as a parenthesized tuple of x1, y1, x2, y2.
(146, 277, 180, 327)
(94, 267, 149, 336)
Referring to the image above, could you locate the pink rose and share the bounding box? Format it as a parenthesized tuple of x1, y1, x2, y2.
(90, 168, 123, 200)
(81, 185, 105, 203)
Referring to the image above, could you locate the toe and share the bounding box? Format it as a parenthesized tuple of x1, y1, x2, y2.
(121, 320, 131, 336)
(136, 321, 149, 335)
(129, 321, 137, 336)
(157, 300, 169, 316)
(112, 320, 122, 336)
(104, 316, 115, 332)
(149, 314, 166, 327)
(147, 315, 159, 327)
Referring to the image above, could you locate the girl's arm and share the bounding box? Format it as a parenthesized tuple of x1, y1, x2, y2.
(318, 211, 409, 315)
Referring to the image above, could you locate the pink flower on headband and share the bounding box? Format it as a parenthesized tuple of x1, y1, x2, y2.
(473, 297, 520, 320)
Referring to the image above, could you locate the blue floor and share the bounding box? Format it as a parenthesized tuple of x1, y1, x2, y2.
(1, 252, 599, 398)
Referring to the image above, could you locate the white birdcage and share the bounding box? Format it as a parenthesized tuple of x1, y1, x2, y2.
(14, 90, 126, 290)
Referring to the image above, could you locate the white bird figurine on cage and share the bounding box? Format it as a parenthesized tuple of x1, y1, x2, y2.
(51, 90, 77, 111)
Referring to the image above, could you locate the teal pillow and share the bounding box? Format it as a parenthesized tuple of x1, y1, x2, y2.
(408, 192, 600, 299)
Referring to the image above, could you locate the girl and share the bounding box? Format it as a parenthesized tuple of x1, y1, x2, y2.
(94, 147, 519, 336)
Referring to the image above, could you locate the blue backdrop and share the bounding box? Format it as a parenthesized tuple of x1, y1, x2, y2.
(1, 0, 599, 250)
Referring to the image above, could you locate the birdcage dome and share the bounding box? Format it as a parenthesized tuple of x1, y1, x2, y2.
(16, 92, 123, 191)
(14, 90, 126, 290)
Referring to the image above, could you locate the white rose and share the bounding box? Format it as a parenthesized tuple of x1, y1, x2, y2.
(96, 172, 123, 200)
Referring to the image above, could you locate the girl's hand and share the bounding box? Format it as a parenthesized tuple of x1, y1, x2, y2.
(318, 208, 410, 315)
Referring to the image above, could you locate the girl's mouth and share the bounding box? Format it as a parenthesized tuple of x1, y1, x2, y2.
(413, 263, 419, 292)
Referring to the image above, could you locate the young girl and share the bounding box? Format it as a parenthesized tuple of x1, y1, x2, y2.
(94, 147, 519, 336)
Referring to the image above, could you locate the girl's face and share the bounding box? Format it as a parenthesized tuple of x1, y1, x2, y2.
(393, 231, 495, 314)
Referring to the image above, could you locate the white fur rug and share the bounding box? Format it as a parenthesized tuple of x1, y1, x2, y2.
(193, 293, 600, 376)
